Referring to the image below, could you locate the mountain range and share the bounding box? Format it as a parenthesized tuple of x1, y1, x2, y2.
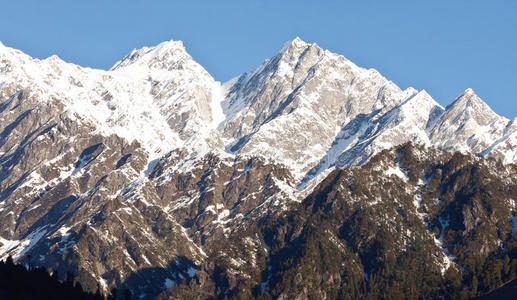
(1, 37, 516, 299)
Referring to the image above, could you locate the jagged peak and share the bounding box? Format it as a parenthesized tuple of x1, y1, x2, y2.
(419, 90, 443, 107)
(447, 88, 494, 115)
(42, 54, 62, 62)
(278, 37, 321, 58)
(462, 87, 475, 95)
(110, 39, 190, 71)
(148, 39, 186, 55)
(280, 37, 310, 52)
(440, 88, 503, 128)
(415, 89, 432, 100)
(397, 89, 442, 117)
(410, 90, 439, 105)
(403, 86, 419, 95)
(450, 88, 480, 105)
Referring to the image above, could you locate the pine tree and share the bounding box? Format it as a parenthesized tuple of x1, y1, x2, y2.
(504, 255, 510, 278)
(471, 275, 478, 297)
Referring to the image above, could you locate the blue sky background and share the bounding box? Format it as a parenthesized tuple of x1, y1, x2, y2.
(1, 1, 516, 117)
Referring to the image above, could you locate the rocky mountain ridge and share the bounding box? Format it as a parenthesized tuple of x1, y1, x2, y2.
(166, 143, 517, 299)
(1, 38, 516, 298)
(1, 38, 515, 185)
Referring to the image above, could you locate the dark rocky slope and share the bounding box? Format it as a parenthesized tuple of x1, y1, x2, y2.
(164, 143, 517, 299)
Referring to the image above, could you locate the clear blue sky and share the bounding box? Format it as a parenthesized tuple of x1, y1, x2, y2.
(1, 1, 516, 117)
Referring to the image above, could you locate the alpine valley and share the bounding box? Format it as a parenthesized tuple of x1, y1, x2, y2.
(1, 37, 517, 299)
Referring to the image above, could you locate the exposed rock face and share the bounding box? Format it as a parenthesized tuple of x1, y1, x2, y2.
(1, 38, 517, 298)
(221, 38, 415, 182)
(429, 88, 507, 154)
(162, 144, 517, 299)
(0, 40, 299, 296)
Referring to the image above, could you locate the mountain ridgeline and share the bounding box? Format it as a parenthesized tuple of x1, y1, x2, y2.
(1, 38, 517, 299)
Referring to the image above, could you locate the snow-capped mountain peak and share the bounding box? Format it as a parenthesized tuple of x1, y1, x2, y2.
(398, 89, 442, 119)
(279, 36, 311, 53)
(445, 88, 500, 126)
(429, 88, 509, 155)
(2, 39, 515, 185)
(110, 40, 189, 71)
(2, 38, 517, 298)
